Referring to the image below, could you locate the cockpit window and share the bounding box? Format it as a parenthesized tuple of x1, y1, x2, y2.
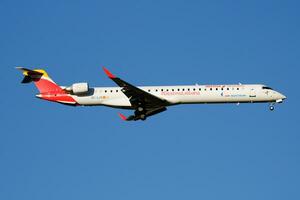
(262, 86, 273, 90)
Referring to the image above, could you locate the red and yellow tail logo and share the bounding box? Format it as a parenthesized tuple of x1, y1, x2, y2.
(17, 67, 77, 105)
(17, 67, 65, 94)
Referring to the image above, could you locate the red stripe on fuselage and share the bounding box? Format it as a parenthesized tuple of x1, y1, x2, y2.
(38, 94, 78, 105)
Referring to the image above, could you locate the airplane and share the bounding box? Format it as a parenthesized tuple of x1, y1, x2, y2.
(16, 67, 286, 121)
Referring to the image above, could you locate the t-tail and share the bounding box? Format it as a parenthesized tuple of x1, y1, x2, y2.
(16, 67, 77, 105)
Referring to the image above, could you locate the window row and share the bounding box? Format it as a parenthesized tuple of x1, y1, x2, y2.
(103, 87, 242, 93)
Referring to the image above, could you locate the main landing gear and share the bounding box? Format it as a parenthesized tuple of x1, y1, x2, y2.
(140, 114, 147, 121)
(137, 107, 144, 112)
(135, 107, 147, 121)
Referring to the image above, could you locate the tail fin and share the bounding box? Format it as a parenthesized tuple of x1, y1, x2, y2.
(16, 67, 65, 94)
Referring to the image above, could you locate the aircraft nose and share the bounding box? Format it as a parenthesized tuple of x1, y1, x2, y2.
(279, 93, 286, 100)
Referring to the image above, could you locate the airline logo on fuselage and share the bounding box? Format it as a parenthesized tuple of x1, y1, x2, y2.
(161, 91, 200, 96)
(221, 92, 247, 98)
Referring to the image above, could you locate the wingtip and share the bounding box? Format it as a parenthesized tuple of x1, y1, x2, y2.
(102, 67, 116, 79)
(118, 113, 128, 121)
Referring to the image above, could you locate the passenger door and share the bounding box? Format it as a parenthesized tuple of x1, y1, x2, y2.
(249, 88, 256, 98)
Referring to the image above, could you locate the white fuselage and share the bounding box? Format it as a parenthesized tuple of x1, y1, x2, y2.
(71, 84, 286, 109)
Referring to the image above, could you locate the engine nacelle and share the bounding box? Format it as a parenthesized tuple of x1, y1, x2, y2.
(66, 83, 89, 94)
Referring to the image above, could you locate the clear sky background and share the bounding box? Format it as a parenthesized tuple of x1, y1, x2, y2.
(1, 0, 299, 199)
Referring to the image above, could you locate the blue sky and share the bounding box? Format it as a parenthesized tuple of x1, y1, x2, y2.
(1, 0, 299, 199)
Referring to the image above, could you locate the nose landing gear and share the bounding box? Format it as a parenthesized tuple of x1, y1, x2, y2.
(269, 103, 275, 111)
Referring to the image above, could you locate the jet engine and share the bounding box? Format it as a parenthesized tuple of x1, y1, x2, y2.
(65, 83, 89, 94)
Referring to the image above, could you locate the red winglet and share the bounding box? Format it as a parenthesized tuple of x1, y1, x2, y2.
(103, 67, 116, 79)
(118, 113, 128, 121)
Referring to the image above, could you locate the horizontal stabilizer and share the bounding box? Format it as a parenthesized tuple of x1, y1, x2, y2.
(21, 75, 33, 83)
(16, 67, 45, 83)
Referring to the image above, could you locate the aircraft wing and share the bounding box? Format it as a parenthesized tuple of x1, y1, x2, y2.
(103, 67, 168, 121)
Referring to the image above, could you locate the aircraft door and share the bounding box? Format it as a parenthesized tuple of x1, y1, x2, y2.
(249, 88, 256, 98)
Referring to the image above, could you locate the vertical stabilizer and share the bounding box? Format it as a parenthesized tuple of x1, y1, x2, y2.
(16, 67, 65, 94)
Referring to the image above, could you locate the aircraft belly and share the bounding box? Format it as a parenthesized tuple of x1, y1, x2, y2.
(73, 95, 131, 107)
(165, 93, 253, 104)
(101, 98, 132, 107)
(72, 95, 102, 105)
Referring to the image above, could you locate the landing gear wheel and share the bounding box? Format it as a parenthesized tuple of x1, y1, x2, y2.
(140, 114, 146, 121)
(137, 107, 144, 112)
(269, 105, 275, 111)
